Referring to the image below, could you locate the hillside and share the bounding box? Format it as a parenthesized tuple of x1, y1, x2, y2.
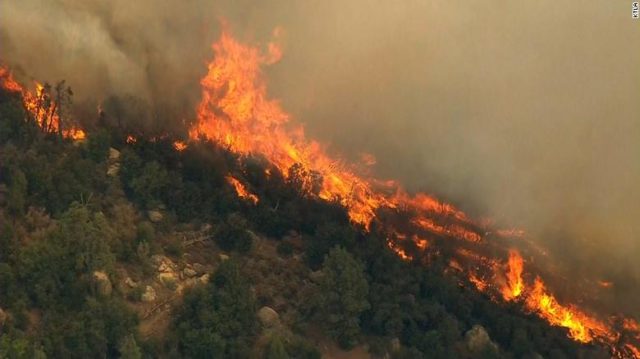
(0, 82, 619, 359)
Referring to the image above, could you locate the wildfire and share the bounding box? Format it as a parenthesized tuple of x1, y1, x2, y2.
(174, 141, 187, 151)
(187, 29, 637, 357)
(226, 175, 259, 204)
(501, 249, 524, 301)
(0, 66, 85, 140)
(525, 277, 615, 343)
(0, 66, 23, 92)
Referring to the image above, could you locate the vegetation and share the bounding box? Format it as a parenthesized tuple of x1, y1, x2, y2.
(0, 86, 610, 358)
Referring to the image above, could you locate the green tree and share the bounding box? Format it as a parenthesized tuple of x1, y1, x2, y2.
(174, 259, 257, 358)
(128, 161, 169, 208)
(316, 246, 369, 349)
(265, 335, 288, 359)
(85, 129, 110, 163)
(18, 203, 115, 308)
(7, 167, 27, 216)
(118, 334, 142, 359)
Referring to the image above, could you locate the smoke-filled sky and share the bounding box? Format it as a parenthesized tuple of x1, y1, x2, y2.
(1, 0, 639, 312)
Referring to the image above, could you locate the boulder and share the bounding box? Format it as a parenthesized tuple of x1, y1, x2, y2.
(198, 274, 210, 284)
(124, 277, 138, 288)
(151, 255, 165, 266)
(246, 230, 260, 242)
(93, 271, 112, 297)
(192, 263, 207, 274)
(107, 163, 120, 176)
(152, 255, 176, 273)
(309, 270, 324, 283)
(390, 338, 401, 352)
(158, 272, 178, 289)
(147, 210, 163, 223)
(219, 254, 230, 261)
(0, 307, 7, 327)
(108, 148, 120, 161)
(257, 306, 279, 327)
(465, 325, 498, 353)
(141, 286, 157, 302)
(158, 260, 175, 273)
(183, 267, 197, 278)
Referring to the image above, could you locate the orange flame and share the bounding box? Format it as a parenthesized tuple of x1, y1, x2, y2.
(0, 66, 23, 92)
(501, 249, 524, 301)
(524, 277, 615, 343)
(174, 141, 187, 151)
(226, 175, 259, 204)
(189, 30, 482, 244)
(0, 66, 85, 140)
(187, 30, 637, 357)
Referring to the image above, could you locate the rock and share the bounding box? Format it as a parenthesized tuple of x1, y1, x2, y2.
(183, 267, 197, 278)
(219, 254, 229, 261)
(0, 307, 7, 327)
(124, 277, 138, 288)
(309, 270, 324, 283)
(152, 255, 176, 273)
(465, 325, 498, 353)
(108, 148, 120, 161)
(147, 210, 163, 223)
(257, 306, 279, 327)
(141, 286, 157, 302)
(158, 260, 175, 273)
(192, 263, 206, 274)
(158, 272, 178, 289)
(198, 274, 210, 284)
(93, 271, 112, 297)
(390, 338, 401, 352)
(107, 163, 120, 176)
(246, 230, 260, 242)
(151, 255, 165, 266)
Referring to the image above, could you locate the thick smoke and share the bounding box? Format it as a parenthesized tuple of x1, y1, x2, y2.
(1, 0, 638, 314)
(0, 0, 221, 133)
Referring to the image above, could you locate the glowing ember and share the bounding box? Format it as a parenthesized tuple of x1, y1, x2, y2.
(174, 141, 187, 151)
(66, 128, 86, 141)
(469, 273, 489, 292)
(598, 280, 613, 289)
(226, 175, 259, 204)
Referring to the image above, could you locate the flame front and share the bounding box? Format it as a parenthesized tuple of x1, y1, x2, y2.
(186, 30, 640, 356)
(226, 175, 259, 204)
(0, 66, 85, 140)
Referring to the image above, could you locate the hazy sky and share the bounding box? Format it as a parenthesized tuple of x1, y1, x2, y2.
(1, 0, 639, 312)
(245, 1, 640, 308)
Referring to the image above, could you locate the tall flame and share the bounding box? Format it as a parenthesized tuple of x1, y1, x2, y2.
(186, 30, 640, 356)
(502, 249, 524, 301)
(0, 66, 85, 140)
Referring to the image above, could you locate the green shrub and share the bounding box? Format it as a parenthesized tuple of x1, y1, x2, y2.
(277, 242, 294, 258)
